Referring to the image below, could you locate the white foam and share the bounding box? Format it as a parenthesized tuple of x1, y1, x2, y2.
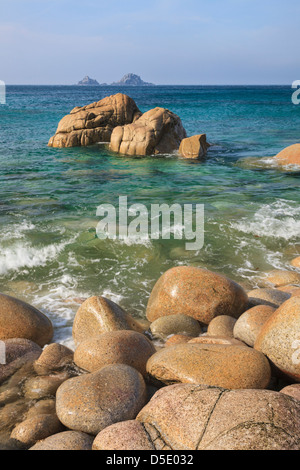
(231, 200, 300, 241)
(0, 238, 74, 275)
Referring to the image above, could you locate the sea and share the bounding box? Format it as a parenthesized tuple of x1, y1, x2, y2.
(0, 85, 299, 348)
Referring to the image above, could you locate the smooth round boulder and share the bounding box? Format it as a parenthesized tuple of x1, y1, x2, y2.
(73, 296, 144, 345)
(56, 364, 147, 435)
(280, 385, 300, 401)
(150, 314, 202, 340)
(146, 343, 271, 389)
(137, 384, 300, 450)
(93, 421, 155, 450)
(233, 305, 276, 347)
(255, 297, 300, 382)
(146, 267, 248, 325)
(207, 316, 236, 338)
(274, 144, 300, 166)
(34, 343, 74, 375)
(0, 294, 53, 347)
(74, 330, 156, 377)
(265, 270, 300, 287)
(29, 431, 94, 450)
(10, 414, 63, 447)
(247, 288, 290, 308)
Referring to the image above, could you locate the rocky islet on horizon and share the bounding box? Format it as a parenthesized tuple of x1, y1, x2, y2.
(1, 262, 300, 450)
(77, 73, 154, 87)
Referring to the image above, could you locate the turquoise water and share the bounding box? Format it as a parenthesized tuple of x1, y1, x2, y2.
(0, 85, 299, 346)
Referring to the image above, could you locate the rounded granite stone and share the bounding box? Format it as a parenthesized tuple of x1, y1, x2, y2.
(150, 314, 202, 340)
(10, 414, 64, 447)
(146, 266, 248, 325)
(93, 421, 155, 450)
(265, 270, 300, 287)
(72, 296, 144, 345)
(0, 294, 53, 347)
(29, 431, 94, 450)
(56, 364, 147, 435)
(26, 399, 56, 419)
(146, 343, 271, 389)
(247, 288, 291, 308)
(24, 375, 67, 400)
(207, 315, 236, 338)
(34, 343, 74, 375)
(280, 384, 300, 401)
(233, 305, 276, 347)
(136, 384, 300, 450)
(74, 330, 156, 377)
(255, 297, 300, 382)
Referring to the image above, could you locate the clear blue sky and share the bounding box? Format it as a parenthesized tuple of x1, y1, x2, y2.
(0, 0, 299, 85)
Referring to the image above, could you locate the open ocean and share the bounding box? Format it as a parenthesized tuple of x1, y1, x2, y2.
(0, 85, 299, 347)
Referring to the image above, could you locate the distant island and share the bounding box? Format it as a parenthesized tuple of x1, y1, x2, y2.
(77, 76, 102, 86)
(76, 73, 155, 87)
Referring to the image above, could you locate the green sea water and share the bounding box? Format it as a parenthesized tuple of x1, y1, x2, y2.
(0, 85, 299, 346)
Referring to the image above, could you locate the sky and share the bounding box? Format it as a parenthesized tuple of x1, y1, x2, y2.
(0, 0, 299, 85)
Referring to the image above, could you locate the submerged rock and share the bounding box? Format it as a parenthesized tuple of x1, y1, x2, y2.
(0, 339, 42, 384)
(48, 93, 141, 148)
(274, 144, 300, 166)
(265, 270, 300, 287)
(110, 107, 187, 156)
(34, 343, 74, 375)
(146, 266, 248, 324)
(10, 414, 64, 448)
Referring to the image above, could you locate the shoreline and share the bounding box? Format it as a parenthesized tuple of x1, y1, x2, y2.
(1, 261, 300, 450)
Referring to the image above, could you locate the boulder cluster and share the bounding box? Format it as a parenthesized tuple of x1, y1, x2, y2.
(48, 93, 209, 159)
(1, 260, 300, 450)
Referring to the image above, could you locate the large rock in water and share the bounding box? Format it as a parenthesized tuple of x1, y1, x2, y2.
(48, 93, 141, 148)
(179, 134, 209, 159)
(109, 107, 187, 156)
(0, 294, 53, 347)
(146, 343, 271, 389)
(136, 384, 300, 450)
(274, 144, 300, 166)
(255, 297, 300, 382)
(146, 266, 248, 324)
